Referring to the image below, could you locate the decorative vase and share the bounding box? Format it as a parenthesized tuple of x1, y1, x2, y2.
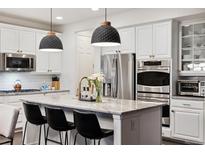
(96, 87, 102, 103)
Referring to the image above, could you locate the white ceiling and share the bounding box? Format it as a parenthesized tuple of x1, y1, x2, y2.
(0, 8, 132, 25)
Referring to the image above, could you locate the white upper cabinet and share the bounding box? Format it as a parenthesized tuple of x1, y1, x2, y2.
(136, 25, 153, 59)
(136, 21, 172, 59)
(1, 28, 36, 54)
(118, 27, 135, 53)
(19, 30, 36, 54)
(49, 52, 61, 73)
(35, 32, 49, 73)
(153, 21, 171, 58)
(35, 32, 62, 73)
(101, 27, 135, 55)
(1, 28, 19, 52)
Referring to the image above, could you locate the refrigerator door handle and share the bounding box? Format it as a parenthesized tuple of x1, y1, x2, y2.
(128, 55, 133, 99)
(111, 55, 118, 98)
(118, 51, 124, 99)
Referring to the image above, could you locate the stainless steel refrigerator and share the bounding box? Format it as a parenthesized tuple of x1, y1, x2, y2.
(101, 52, 136, 100)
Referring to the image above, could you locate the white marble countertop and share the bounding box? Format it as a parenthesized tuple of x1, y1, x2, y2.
(21, 94, 164, 115)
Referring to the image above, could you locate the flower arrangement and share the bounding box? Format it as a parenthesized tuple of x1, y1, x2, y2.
(88, 73, 104, 102)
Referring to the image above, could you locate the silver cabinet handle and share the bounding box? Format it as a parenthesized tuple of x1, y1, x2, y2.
(182, 103, 191, 106)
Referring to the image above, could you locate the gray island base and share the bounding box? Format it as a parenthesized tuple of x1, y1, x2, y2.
(21, 94, 163, 145)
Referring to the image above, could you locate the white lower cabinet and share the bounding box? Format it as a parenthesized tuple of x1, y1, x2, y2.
(171, 99, 204, 143)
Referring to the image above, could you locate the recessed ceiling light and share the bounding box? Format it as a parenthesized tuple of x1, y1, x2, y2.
(91, 8, 99, 11)
(56, 16, 63, 20)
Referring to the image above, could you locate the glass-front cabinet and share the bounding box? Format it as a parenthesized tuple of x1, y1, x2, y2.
(180, 22, 205, 75)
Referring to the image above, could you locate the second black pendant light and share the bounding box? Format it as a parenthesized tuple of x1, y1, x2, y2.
(91, 8, 121, 47)
(39, 8, 63, 52)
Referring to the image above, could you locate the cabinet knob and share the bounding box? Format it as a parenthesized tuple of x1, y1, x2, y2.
(150, 55, 155, 59)
(171, 110, 175, 113)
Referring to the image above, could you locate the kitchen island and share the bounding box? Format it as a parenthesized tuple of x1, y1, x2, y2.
(21, 94, 164, 145)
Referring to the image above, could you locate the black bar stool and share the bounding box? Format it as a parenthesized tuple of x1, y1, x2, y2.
(45, 107, 75, 145)
(22, 102, 47, 145)
(73, 110, 113, 145)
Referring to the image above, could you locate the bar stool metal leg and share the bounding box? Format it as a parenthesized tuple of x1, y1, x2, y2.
(98, 139, 101, 145)
(59, 131, 62, 145)
(10, 139, 13, 145)
(85, 138, 87, 145)
(38, 125, 42, 145)
(45, 126, 49, 145)
(74, 132, 78, 145)
(22, 121, 28, 145)
(64, 131, 68, 145)
(43, 124, 46, 145)
(94, 139, 95, 145)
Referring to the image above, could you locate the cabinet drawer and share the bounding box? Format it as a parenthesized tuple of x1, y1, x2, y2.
(171, 99, 204, 109)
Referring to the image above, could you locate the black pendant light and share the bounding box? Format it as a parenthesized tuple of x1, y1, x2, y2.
(91, 8, 121, 47)
(39, 8, 63, 52)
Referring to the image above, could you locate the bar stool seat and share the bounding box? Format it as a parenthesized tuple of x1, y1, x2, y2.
(100, 129, 114, 138)
(73, 110, 113, 145)
(54, 121, 75, 132)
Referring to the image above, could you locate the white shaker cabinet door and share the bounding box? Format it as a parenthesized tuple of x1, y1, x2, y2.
(49, 52, 62, 73)
(35, 32, 49, 72)
(136, 25, 153, 59)
(119, 27, 135, 53)
(153, 21, 171, 58)
(171, 107, 203, 143)
(19, 30, 36, 54)
(1, 28, 19, 53)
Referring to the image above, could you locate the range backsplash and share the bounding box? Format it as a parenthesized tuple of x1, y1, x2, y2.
(0, 73, 53, 90)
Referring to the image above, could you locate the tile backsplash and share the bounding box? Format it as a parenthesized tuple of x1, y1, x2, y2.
(0, 73, 53, 90)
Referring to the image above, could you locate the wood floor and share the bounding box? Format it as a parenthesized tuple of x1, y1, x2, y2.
(0, 132, 184, 145)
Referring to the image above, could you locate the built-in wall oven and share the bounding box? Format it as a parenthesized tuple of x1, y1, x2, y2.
(137, 60, 170, 127)
(0, 53, 36, 72)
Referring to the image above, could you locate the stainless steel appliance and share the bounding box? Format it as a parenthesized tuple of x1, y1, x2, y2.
(177, 80, 205, 97)
(137, 59, 170, 127)
(0, 53, 36, 72)
(101, 51, 135, 100)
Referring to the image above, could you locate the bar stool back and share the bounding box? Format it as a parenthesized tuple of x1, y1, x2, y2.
(73, 110, 113, 145)
(22, 102, 47, 145)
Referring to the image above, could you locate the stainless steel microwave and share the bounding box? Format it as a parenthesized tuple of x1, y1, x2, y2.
(0, 53, 36, 72)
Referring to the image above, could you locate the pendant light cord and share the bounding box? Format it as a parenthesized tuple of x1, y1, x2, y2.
(50, 8, 52, 32)
(105, 8, 107, 21)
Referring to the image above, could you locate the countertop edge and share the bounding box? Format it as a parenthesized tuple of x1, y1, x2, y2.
(0, 90, 70, 96)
